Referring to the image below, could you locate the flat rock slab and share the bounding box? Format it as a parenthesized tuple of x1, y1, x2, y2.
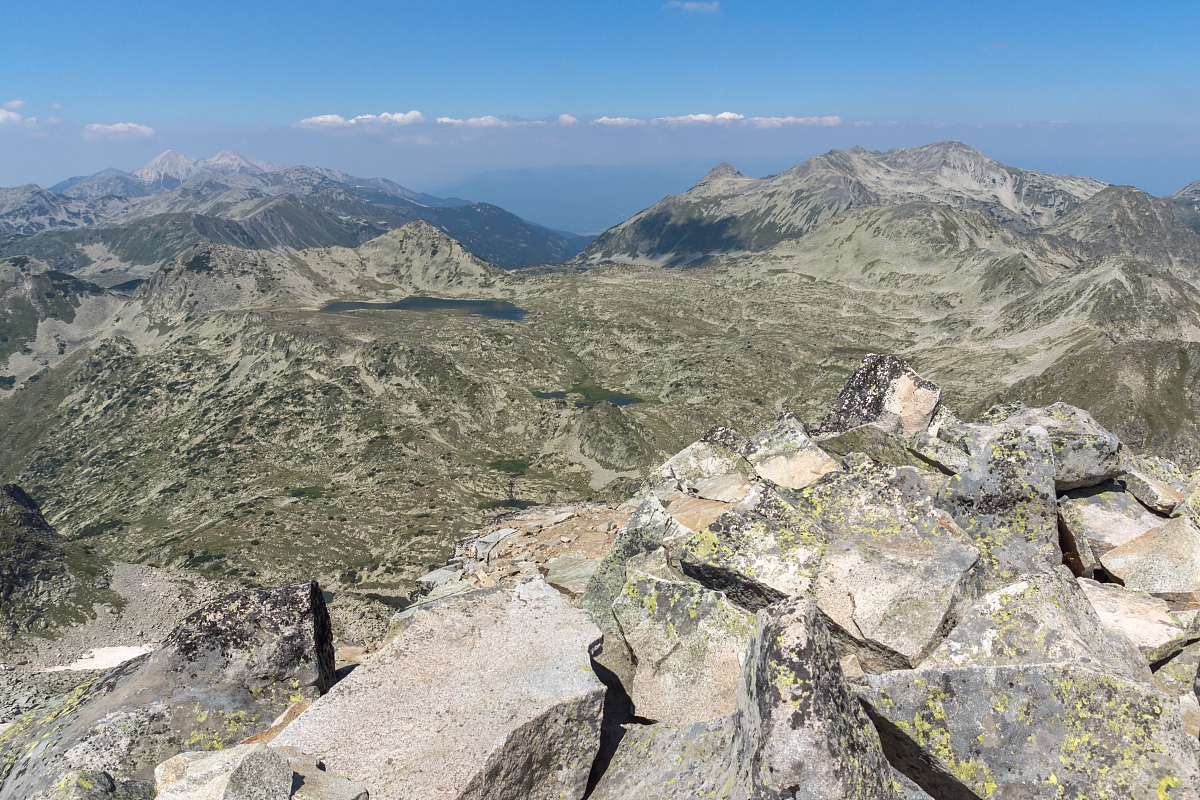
(1058, 484, 1166, 569)
(1123, 454, 1190, 513)
(273, 579, 606, 800)
(1079, 578, 1191, 664)
(612, 571, 753, 724)
(1100, 517, 1200, 609)
(1155, 641, 1200, 697)
(862, 664, 1200, 800)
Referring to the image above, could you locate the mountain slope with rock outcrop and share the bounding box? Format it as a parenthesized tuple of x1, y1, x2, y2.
(574, 141, 1106, 267)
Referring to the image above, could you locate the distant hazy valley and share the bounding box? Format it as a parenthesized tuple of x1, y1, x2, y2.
(5, 139, 1200, 615)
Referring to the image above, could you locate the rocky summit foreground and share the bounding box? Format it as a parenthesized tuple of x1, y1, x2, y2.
(2, 354, 1200, 799)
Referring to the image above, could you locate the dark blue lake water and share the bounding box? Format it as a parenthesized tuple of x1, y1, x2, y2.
(320, 296, 529, 321)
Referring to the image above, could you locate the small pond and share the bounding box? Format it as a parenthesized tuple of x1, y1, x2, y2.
(534, 385, 644, 408)
(320, 296, 528, 321)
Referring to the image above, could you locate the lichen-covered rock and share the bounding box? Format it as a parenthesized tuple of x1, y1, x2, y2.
(907, 431, 969, 474)
(1123, 454, 1190, 513)
(1155, 641, 1200, 698)
(586, 716, 743, 800)
(153, 744, 291, 800)
(611, 571, 753, 724)
(921, 569, 1150, 681)
(805, 465, 978, 671)
(816, 424, 928, 469)
(271, 747, 368, 800)
(1100, 517, 1200, 609)
(936, 426, 1061, 591)
(0, 581, 333, 799)
(272, 578, 605, 800)
(1058, 483, 1165, 573)
(1079, 578, 1192, 664)
(669, 489, 823, 611)
(973, 401, 1123, 491)
(743, 412, 840, 489)
(581, 496, 691, 646)
(819, 354, 942, 438)
(738, 597, 898, 799)
(653, 427, 752, 491)
(861, 664, 1200, 800)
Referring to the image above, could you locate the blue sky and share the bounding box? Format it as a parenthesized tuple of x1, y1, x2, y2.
(3, 0, 1199, 226)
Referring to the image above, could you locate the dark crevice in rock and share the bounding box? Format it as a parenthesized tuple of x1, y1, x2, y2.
(583, 655, 653, 798)
(677, 560, 787, 612)
(1056, 509, 1088, 578)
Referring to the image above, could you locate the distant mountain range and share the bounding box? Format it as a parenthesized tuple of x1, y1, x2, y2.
(572, 141, 1200, 268)
(0, 151, 592, 283)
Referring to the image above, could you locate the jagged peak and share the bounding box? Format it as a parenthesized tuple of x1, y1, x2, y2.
(1169, 180, 1200, 200)
(700, 163, 748, 182)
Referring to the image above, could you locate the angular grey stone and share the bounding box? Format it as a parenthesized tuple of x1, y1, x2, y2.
(1123, 454, 1190, 514)
(820, 354, 942, 438)
(743, 412, 840, 490)
(0, 582, 334, 799)
(816, 424, 928, 469)
(611, 571, 753, 724)
(271, 747, 368, 800)
(738, 597, 898, 799)
(804, 465, 979, 671)
(1079, 578, 1192, 664)
(587, 716, 743, 800)
(154, 744, 291, 800)
(581, 496, 691, 643)
(473, 527, 518, 562)
(653, 427, 752, 492)
(907, 431, 969, 474)
(1058, 483, 1165, 573)
(1155, 641, 1200, 697)
(922, 569, 1150, 682)
(273, 578, 605, 800)
(544, 551, 599, 596)
(861, 664, 1200, 800)
(936, 425, 1061, 591)
(973, 401, 1122, 491)
(1100, 517, 1200, 609)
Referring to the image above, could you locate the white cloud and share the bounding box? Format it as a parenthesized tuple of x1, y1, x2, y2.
(436, 115, 509, 127)
(0, 109, 24, 126)
(558, 113, 579, 125)
(665, 1, 720, 12)
(747, 115, 841, 128)
(2, 99, 26, 110)
(654, 111, 744, 124)
(81, 122, 156, 141)
(592, 116, 646, 126)
(51, 103, 64, 110)
(296, 110, 424, 129)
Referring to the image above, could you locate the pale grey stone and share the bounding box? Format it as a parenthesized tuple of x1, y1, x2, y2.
(154, 745, 291, 800)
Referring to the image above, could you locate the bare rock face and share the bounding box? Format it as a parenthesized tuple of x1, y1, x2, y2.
(590, 599, 897, 800)
(0, 581, 334, 799)
(1058, 483, 1166, 574)
(819, 354, 942, 438)
(272, 578, 605, 800)
(1100, 517, 1200, 609)
(1122, 454, 1190, 513)
(653, 426, 753, 492)
(611, 571, 753, 725)
(1079, 578, 1193, 664)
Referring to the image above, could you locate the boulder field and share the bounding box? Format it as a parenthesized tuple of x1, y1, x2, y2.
(3, 354, 1200, 799)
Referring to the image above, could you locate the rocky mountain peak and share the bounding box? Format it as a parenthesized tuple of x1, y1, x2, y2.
(1170, 179, 1200, 200)
(699, 162, 748, 182)
(132, 150, 205, 187)
(197, 150, 264, 175)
